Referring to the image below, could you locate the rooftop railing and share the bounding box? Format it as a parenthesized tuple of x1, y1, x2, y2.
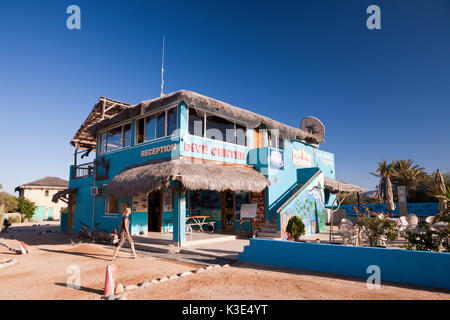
(73, 162, 94, 179)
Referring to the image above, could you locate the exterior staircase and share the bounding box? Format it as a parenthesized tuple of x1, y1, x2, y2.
(256, 216, 280, 239)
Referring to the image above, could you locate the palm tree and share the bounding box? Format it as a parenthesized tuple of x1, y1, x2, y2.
(375, 160, 395, 178)
(392, 159, 427, 189)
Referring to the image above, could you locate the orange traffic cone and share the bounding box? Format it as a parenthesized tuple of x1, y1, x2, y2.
(104, 264, 117, 296)
(19, 242, 29, 254)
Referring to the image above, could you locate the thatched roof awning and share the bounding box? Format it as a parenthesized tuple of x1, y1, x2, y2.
(71, 97, 132, 150)
(324, 177, 368, 194)
(52, 188, 78, 203)
(88, 90, 324, 145)
(106, 160, 270, 197)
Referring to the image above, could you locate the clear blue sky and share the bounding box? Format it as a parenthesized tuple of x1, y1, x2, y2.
(0, 0, 449, 194)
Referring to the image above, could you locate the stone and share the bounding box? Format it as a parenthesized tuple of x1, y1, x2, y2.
(195, 268, 205, 273)
(222, 264, 230, 268)
(213, 264, 221, 268)
(180, 271, 192, 277)
(205, 265, 213, 270)
(168, 274, 179, 280)
(107, 294, 116, 300)
(150, 279, 159, 284)
(124, 284, 138, 291)
(139, 281, 151, 288)
(159, 276, 168, 283)
(114, 283, 124, 295)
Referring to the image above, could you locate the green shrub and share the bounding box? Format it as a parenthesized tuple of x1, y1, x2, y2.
(286, 216, 306, 241)
(16, 197, 37, 221)
(8, 216, 21, 224)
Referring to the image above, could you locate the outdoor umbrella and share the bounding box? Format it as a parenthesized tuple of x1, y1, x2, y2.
(385, 176, 396, 213)
(435, 169, 447, 213)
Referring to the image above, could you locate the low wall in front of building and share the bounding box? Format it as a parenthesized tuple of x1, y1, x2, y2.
(239, 238, 450, 290)
(340, 202, 439, 217)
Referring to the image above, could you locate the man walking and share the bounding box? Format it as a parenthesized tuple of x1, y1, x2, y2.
(112, 203, 137, 260)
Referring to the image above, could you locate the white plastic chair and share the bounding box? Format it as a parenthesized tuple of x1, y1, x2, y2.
(406, 214, 419, 226)
(425, 216, 435, 224)
(398, 216, 410, 236)
(338, 222, 358, 245)
(406, 214, 419, 232)
(341, 218, 354, 225)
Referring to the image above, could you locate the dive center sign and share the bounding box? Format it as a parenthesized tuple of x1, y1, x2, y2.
(292, 147, 312, 167)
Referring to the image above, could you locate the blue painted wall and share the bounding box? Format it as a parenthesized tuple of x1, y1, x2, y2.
(340, 203, 439, 217)
(239, 238, 450, 290)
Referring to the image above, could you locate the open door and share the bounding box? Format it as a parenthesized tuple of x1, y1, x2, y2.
(148, 190, 162, 232)
(68, 193, 76, 231)
(222, 191, 235, 232)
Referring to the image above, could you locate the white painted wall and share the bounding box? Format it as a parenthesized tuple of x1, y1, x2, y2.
(21, 188, 67, 220)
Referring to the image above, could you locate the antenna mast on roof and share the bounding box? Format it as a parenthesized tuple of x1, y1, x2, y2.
(160, 36, 165, 97)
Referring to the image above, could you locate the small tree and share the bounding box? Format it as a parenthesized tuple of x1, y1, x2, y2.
(16, 197, 37, 222)
(286, 216, 306, 241)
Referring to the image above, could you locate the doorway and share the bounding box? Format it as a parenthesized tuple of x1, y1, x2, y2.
(222, 191, 235, 232)
(68, 193, 76, 231)
(148, 190, 162, 232)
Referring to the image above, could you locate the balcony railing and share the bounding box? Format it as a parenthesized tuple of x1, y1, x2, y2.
(73, 162, 94, 179)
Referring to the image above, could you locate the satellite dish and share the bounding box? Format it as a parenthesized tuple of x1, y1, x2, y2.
(300, 116, 325, 137)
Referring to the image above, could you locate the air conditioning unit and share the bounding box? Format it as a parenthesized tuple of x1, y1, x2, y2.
(91, 187, 103, 196)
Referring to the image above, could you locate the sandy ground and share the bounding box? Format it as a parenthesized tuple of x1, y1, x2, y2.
(0, 223, 449, 300)
(125, 263, 450, 300)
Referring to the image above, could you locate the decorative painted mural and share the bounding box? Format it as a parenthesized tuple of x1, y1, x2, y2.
(280, 174, 326, 240)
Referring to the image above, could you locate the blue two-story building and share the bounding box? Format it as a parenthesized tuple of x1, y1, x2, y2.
(56, 90, 364, 245)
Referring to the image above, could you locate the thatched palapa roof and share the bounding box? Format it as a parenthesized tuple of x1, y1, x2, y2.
(324, 177, 368, 194)
(15, 177, 69, 192)
(106, 159, 270, 197)
(71, 97, 132, 150)
(87, 90, 325, 145)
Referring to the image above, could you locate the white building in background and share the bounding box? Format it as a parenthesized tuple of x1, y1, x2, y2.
(15, 177, 69, 221)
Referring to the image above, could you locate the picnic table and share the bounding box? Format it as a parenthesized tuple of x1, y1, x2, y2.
(186, 216, 215, 233)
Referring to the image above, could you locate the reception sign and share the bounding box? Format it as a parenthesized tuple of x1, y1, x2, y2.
(292, 147, 312, 167)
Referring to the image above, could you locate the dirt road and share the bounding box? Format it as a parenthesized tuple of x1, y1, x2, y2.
(0, 225, 449, 300)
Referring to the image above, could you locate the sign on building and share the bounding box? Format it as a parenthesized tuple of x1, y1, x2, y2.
(132, 195, 148, 212)
(163, 189, 173, 212)
(292, 147, 312, 167)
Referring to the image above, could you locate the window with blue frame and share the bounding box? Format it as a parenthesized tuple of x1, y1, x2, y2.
(99, 122, 132, 154)
(136, 107, 177, 144)
(188, 107, 248, 146)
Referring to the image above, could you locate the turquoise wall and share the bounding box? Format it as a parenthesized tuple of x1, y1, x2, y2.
(239, 238, 450, 290)
(340, 202, 439, 217)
